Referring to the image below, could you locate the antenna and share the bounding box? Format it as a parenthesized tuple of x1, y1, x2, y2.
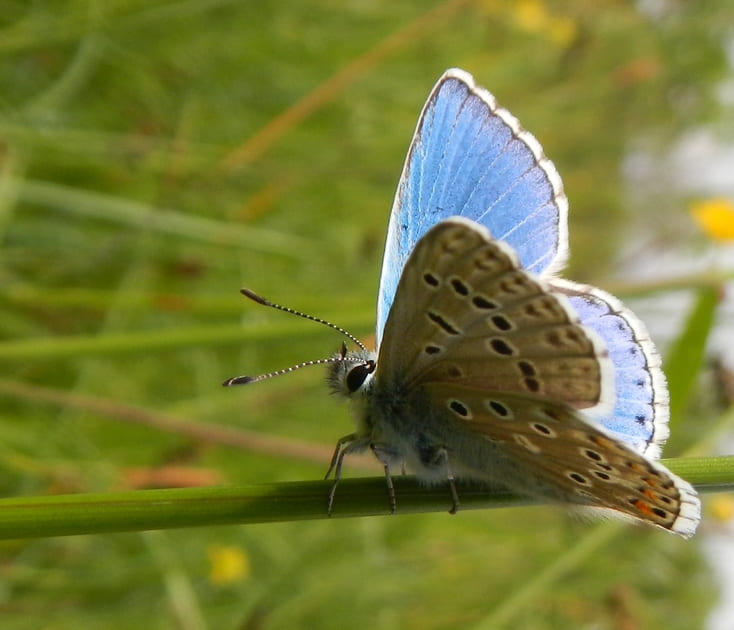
(238, 288, 366, 351)
(223, 290, 369, 387)
(223, 353, 355, 387)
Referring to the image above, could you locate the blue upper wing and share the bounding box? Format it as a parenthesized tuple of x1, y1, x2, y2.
(553, 279, 670, 458)
(377, 68, 568, 344)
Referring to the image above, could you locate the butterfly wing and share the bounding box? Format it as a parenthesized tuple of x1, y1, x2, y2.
(421, 384, 699, 537)
(377, 217, 612, 412)
(375, 218, 699, 536)
(377, 68, 568, 345)
(552, 279, 670, 458)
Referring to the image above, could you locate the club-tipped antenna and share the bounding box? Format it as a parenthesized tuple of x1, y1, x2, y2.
(223, 342, 366, 387)
(238, 288, 366, 351)
(223, 290, 370, 387)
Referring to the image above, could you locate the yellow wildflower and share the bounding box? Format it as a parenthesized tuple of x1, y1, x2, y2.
(709, 495, 734, 522)
(514, 0, 548, 32)
(207, 544, 250, 585)
(691, 198, 734, 242)
(508, 0, 577, 48)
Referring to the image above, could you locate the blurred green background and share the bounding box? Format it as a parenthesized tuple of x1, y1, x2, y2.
(0, 1, 730, 628)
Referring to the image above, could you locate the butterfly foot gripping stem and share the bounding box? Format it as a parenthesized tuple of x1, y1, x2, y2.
(370, 444, 398, 514)
(447, 477, 461, 515)
(383, 466, 397, 515)
(325, 434, 355, 517)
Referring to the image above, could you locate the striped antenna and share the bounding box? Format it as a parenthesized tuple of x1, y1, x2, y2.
(223, 288, 367, 387)
(239, 288, 366, 351)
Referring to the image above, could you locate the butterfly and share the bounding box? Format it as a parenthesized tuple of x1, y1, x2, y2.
(226, 68, 700, 537)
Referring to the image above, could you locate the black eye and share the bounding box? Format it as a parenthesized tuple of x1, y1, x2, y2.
(346, 361, 375, 392)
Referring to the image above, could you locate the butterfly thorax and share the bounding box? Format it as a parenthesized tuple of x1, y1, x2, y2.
(327, 348, 418, 472)
(327, 347, 478, 482)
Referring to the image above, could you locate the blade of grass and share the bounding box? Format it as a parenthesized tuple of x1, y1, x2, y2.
(0, 319, 367, 360)
(664, 286, 721, 428)
(0, 477, 528, 540)
(17, 178, 310, 257)
(0, 457, 728, 540)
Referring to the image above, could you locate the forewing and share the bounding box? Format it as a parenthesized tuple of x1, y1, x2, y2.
(377, 218, 613, 412)
(378, 68, 568, 344)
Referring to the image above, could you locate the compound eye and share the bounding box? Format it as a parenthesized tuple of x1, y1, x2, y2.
(345, 361, 375, 392)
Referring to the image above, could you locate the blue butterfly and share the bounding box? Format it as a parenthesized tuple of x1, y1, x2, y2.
(226, 69, 700, 537)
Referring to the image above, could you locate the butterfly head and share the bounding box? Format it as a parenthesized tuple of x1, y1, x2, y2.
(326, 345, 377, 399)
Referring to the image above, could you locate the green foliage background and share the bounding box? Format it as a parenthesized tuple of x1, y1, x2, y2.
(0, 1, 730, 628)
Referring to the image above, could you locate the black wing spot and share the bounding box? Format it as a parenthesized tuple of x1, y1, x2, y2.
(423, 272, 440, 287)
(568, 472, 589, 485)
(473, 295, 497, 310)
(449, 399, 470, 418)
(531, 422, 553, 436)
(487, 399, 511, 418)
(517, 360, 536, 376)
(491, 314, 513, 331)
(427, 311, 460, 335)
(489, 338, 515, 356)
(450, 278, 469, 296)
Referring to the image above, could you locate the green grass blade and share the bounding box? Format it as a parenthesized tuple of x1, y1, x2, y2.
(664, 286, 720, 426)
(0, 458, 728, 540)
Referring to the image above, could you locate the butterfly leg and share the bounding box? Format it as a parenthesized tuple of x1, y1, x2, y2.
(418, 443, 460, 514)
(437, 448, 461, 515)
(371, 443, 399, 513)
(325, 433, 370, 515)
(446, 473, 460, 515)
(324, 433, 356, 481)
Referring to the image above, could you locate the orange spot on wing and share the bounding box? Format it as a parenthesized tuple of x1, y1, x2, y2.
(633, 500, 654, 517)
(642, 488, 657, 501)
